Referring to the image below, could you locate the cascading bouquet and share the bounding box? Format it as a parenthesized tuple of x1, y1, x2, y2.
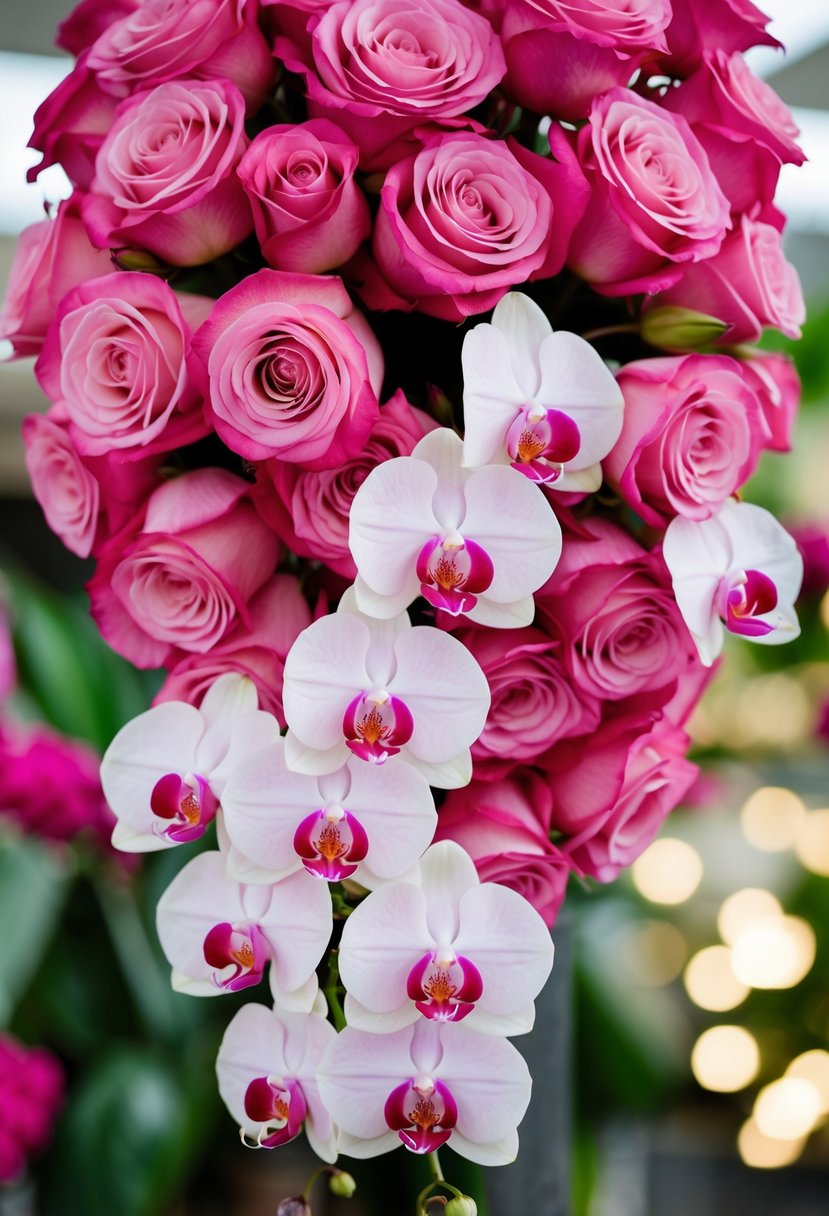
(1, 0, 808, 1209)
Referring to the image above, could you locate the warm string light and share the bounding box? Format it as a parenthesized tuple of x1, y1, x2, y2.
(691, 1026, 759, 1092)
(630, 838, 703, 906)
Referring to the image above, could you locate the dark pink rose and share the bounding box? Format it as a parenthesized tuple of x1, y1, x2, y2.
(501, 0, 671, 120)
(457, 625, 600, 780)
(86, 0, 276, 112)
(35, 273, 212, 458)
(88, 468, 280, 668)
(23, 412, 161, 558)
(653, 213, 805, 343)
(192, 270, 381, 469)
(27, 55, 119, 189)
(359, 128, 588, 321)
(567, 88, 731, 296)
(436, 773, 571, 927)
(537, 518, 701, 704)
(83, 78, 252, 266)
(560, 725, 698, 882)
(262, 0, 336, 58)
(662, 0, 780, 77)
(238, 120, 370, 273)
(739, 351, 800, 453)
(0, 1033, 63, 1183)
(155, 575, 311, 723)
(252, 389, 433, 576)
(276, 0, 506, 169)
(0, 196, 114, 359)
(605, 354, 769, 527)
(57, 0, 141, 56)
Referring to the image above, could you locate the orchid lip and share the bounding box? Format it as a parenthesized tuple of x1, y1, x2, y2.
(406, 950, 484, 1023)
(384, 1074, 458, 1154)
(506, 406, 581, 485)
(203, 921, 267, 992)
(150, 771, 217, 843)
(243, 1075, 307, 1150)
(720, 568, 779, 637)
(293, 805, 369, 880)
(416, 534, 494, 616)
(343, 689, 414, 764)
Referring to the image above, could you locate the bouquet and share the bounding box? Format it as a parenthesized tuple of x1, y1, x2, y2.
(1, 0, 807, 1208)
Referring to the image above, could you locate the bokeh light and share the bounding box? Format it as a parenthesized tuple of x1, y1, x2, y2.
(754, 1078, 822, 1140)
(631, 838, 704, 905)
(785, 1051, 829, 1115)
(740, 787, 806, 852)
(690, 1026, 759, 1092)
(684, 945, 750, 1012)
(738, 1118, 806, 1169)
(626, 920, 688, 987)
(730, 916, 816, 989)
(793, 809, 829, 877)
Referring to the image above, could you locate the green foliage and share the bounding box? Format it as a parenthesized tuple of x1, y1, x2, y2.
(0, 835, 70, 1027)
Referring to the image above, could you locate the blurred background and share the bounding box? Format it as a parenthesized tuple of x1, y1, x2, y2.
(2, 2, 829, 1214)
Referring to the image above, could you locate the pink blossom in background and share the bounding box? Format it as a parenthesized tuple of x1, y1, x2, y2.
(0, 1035, 63, 1182)
(0, 608, 14, 702)
(27, 57, 120, 189)
(83, 77, 252, 266)
(192, 270, 382, 469)
(88, 468, 279, 669)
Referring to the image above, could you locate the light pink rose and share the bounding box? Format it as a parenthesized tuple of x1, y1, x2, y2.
(662, 0, 781, 77)
(605, 354, 769, 527)
(652, 213, 805, 343)
(436, 774, 571, 927)
(192, 270, 381, 469)
(155, 575, 311, 723)
(237, 120, 370, 273)
(456, 625, 600, 780)
(88, 468, 280, 668)
(567, 88, 731, 296)
(86, 0, 276, 112)
(0, 196, 114, 359)
(740, 351, 800, 453)
(252, 390, 433, 576)
(358, 128, 588, 321)
(23, 412, 161, 558)
(276, 0, 506, 169)
(501, 0, 671, 120)
(35, 273, 212, 458)
(537, 518, 701, 704)
(27, 55, 119, 190)
(561, 725, 698, 883)
(57, 0, 141, 56)
(83, 78, 252, 266)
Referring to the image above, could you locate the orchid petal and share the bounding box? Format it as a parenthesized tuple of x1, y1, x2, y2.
(554, 463, 604, 493)
(349, 458, 438, 597)
(317, 1025, 418, 1140)
(392, 627, 490, 765)
(410, 429, 469, 530)
(343, 994, 418, 1034)
(536, 331, 624, 468)
(345, 760, 437, 881)
(353, 574, 419, 621)
(418, 841, 479, 944)
(438, 1028, 531, 1145)
(156, 851, 248, 989)
(466, 1004, 536, 1038)
(200, 672, 259, 734)
(450, 1129, 520, 1166)
(283, 613, 372, 749)
(717, 500, 803, 604)
(210, 710, 282, 793)
(489, 293, 554, 400)
(462, 324, 526, 469)
(339, 882, 431, 1013)
(261, 870, 333, 996)
(336, 1130, 399, 1158)
(454, 884, 554, 1015)
(405, 750, 473, 790)
(269, 968, 320, 1014)
(284, 730, 349, 776)
(464, 595, 535, 628)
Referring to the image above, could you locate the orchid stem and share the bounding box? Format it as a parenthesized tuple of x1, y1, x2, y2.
(323, 950, 347, 1031)
(428, 1151, 445, 1184)
(581, 322, 640, 341)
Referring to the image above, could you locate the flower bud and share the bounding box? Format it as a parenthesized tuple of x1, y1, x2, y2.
(640, 306, 729, 352)
(445, 1196, 478, 1216)
(110, 247, 172, 275)
(277, 1198, 312, 1216)
(328, 1170, 357, 1198)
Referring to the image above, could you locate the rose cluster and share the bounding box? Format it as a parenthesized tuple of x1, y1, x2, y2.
(3, 0, 806, 1184)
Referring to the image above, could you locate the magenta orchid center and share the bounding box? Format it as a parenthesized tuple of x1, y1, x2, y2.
(406, 950, 483, 1023)
(416, 532, 494, 616)
(203, 921, 268, 992)
(384, 1074, 458, 1154)
(506, 405, 581, 484)
(719, 568, 779, 637)
(343, 689, 414, 764)
(150, 771, 218, 843)
(293, 804, 369, 880)
(243, 1075, 307, 1149)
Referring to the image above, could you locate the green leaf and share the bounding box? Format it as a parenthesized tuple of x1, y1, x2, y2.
(0, 834, 70, 1026)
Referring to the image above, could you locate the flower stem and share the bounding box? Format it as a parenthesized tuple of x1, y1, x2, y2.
(581, 322, 640, 341)
(428, 1151, 445, 1184)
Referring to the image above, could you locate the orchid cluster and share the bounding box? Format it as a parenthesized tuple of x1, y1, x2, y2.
(3, 0, 807, 1199)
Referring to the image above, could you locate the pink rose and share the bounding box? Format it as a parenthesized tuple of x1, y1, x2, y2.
(501, 0, 671, 120)
(358, 128, 588, 321)
(740, 351, 800, 453)
(23, 413, 160, 558)
(35, 273, 212, 458)
(567, 88, 731, 296)
(83, 78, 252, 266)
(57, 0, 141, 56)
(277, 0, 506, 169)
(653, 213, 805, 343)
(88, 468, 280, 668)
(237, 120, 370, 273)
(457, 625, 600, 780)
(605, 354, 769, 527)
(252, 389, 433, 576)
(0, 196, 114, 359)
(0, 1034, 63, 1183)
(27, 56, 119, 190)
(560, 725, 698, 883)
(662, 0, 780, 77)
(155, 575, 311, 723)
(436, 774, 571, 927)
(537, 518, 701, 704)
(192, 270, 381, 469)
(86, 0, 276, 112)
